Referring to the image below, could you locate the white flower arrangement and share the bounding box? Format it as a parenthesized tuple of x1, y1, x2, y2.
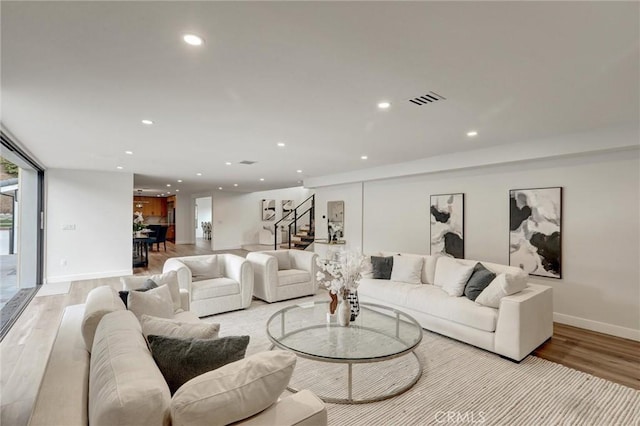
(316, 250, 370, 299)
(133, 211, 146, 232)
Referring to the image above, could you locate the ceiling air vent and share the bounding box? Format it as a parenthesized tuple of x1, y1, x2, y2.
(408, 91, 446, 106)
(239, 160, 257, 165)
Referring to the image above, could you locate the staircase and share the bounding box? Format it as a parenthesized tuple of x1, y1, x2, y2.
(274, 195, 315, 250)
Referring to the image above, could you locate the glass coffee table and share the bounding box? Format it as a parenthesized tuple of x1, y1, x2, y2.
(266, 301, 423, 404)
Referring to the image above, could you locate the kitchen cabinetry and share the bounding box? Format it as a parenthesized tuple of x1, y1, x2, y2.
(133, 196, 168, 218)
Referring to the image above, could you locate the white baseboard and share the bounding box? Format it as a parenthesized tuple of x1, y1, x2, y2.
(554, 312, 640, 341)
(46, 269, 132, 284)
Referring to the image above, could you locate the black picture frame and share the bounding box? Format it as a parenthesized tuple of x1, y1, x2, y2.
(430, 193, 464, 259)
(509, 187, 562, 279)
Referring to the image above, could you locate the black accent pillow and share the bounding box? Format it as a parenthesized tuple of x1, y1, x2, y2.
(371, 256, 394, 280)
(464, 263, 497, 301)
(148, 335, 250, 394)
(119, 278, 158, 307)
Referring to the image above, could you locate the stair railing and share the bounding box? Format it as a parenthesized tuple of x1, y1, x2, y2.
(273, 194, 315, 250)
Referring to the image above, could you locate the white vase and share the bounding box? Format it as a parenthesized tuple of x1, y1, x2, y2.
(337, 298, 350, 327)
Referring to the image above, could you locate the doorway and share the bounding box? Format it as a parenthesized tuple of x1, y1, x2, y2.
(195, 197, 212, 249)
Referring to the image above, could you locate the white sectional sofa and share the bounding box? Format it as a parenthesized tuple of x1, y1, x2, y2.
(358, 253, 553, 361)
(28, 285, 327, 426)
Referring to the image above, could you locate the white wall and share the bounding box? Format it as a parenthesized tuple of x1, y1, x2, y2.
(313, 148, 640, 340)
(212, 187, 312, 250)
(174, 193, 193, 245)
(45, 169, 133, 282)
(195, 197, 212, 239)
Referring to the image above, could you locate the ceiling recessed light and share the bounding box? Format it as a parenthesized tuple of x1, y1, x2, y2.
(196, 173, 202, 176)
(125, 150, 133, 155)
(233, 183, 238, 187)
(467, 130, 478, 137)
(141, 119, 154, 125)
(225, 162, 232, 166)
(259, 178, 265, 181)
(377, 101, 391, 109)
(116, 166, 123, 170)
(183, 34, 204, 46)
(166, 184, 171, 187)
(177, 179, 183, 183)
(157, 195, 161, 197)
(361, 155, 368, 160)
(218, 187, 223, 190)
(277, 142, 286, 147)
(167, 191, 171, 194)
(175, 189, 180, 192)
(296, 170, 302, 173)
(161, 193, 165, 196)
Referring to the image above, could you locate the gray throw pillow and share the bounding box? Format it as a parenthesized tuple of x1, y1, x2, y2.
(464, 263, 497, 301)
(148, 335, 250, 394)
(118, 278, 158, 307)
(371, 256, 394, 280)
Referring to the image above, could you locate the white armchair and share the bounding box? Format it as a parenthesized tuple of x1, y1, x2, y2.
(246, 249, 318, 303)
(162, 254, 253, 317)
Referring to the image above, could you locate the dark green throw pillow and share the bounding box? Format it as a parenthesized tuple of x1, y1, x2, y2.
(371, 256, 394, 280)
(464, 263, 497, 301)
(147, 335, 250, 394)
(118, 278, 158, 308)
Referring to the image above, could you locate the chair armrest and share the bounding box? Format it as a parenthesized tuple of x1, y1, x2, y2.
(290, 251, 318, 293)
(246, 252, 279, 302)
(223, 254, 254, 308)
(179, 288, 190, 312)
(494, 283, 553, 361)
(162, 258, 192, 295)
(234, 390, 327, 426)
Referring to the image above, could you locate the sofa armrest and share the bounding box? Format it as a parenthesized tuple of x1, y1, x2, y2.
(247, 252, 279, 302)
(179, 288, 190, 312)
(494, 283, 553, 361)
(223, 254, 254, 308)
(234, 390, 327, 426)
(163, 258, 192, 295)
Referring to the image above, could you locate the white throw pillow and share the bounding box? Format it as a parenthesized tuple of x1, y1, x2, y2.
(128, 284, 174, 321)
(475, 272, 528, 308)
(272, 251, 291, 270)
(434, 257, 475, 296)
(171, 351, 296, 426)
(121, 270, 182, 312)
(181, 257, 221, 282)
(140, 315, 220, 339)
(390, 255, 423, 284)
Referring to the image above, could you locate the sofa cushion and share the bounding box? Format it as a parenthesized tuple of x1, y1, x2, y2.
(81, 286, 126, 352)
(140, 315, 220, 340)
(277, 269, 311, 286)
(89, 310, 171, 426)
(464, 263, 497, 301)
(171, 351, 296, 426)
(381, 252, 439, 284)
(191, 277, 240, 301)
(181, 256, 221, 282)
(148, 335, 250, 394)
(128, 284, 175, 321)
(121, 270, 182, 312)
(272, 251, 291, 270)
(358, 279, 498, 332)
(476, 273, 528, 308)
(371, 256, 393, 279)
(390, 255, 423, 284)
(435, 257, 476, 296)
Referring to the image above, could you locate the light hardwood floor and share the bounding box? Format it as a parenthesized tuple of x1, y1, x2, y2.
(1, 241, 638, 426)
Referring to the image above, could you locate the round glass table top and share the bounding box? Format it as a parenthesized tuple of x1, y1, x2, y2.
(266, 301, 422, 362)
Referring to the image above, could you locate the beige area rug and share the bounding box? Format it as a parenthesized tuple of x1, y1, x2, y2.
(206, 294, 640, 426)
(34, 282, 71, 297)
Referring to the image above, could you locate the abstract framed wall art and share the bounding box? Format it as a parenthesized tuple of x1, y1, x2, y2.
(509, 187, 562, 278)
(282, 200, 294, 217)
(430, 193, 464, 258)
(262, 199, 276, 221)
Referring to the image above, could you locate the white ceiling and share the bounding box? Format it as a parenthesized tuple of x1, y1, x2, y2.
(2, 2, 638, 196)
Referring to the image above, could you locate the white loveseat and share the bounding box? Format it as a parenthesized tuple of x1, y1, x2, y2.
(246, 250, 318, 303)
(358, 253, 553, 361)
(163, 254, 253, 317)
(28, 285, 327, 426)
